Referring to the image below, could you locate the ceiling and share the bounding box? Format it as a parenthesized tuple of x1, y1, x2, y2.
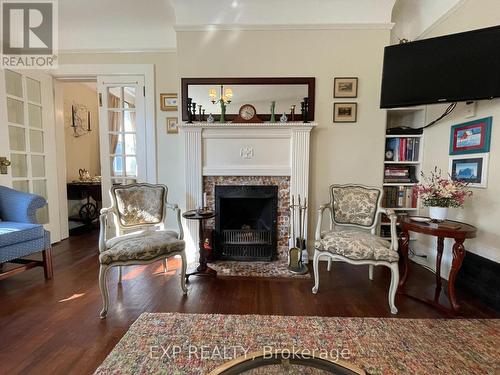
(58, 0, 465, 52)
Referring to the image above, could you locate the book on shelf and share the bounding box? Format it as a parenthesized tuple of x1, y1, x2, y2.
(383, 186, 417, 208)
(385, 137, 421, 162)
(384, 165, 417, 183)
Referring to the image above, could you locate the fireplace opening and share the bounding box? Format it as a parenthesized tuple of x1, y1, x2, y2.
(215, 185, 278, 261)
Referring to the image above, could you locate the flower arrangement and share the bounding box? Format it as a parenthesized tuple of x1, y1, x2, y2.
(415, 167, 472, 208)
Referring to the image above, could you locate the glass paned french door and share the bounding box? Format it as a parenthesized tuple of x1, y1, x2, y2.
(0, 69, 60, 241)
(97, 76, 146, 207)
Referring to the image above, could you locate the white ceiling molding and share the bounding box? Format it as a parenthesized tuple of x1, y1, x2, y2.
(391, 0, 467, 43)
(173, 0, 397, 26)
(174, 23, 394, 32)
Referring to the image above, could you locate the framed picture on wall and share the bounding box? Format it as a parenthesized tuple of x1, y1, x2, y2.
(333, 102, 357, 123)
(449, 153, 489, 188)
(160, 93, 178, 111)
(166, 117, 179, 134)
(449, 116, 492, 155)
(334, 77, 358, 98)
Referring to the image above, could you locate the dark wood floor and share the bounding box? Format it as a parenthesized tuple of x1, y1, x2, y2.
(0, 231, 497, 375)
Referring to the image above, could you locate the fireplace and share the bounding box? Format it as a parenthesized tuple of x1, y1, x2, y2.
(215, 185, 278, 261)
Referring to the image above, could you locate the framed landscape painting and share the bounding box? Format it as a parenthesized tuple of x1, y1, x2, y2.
(449, 153, 489, 188)
(334, 77, 358, 98)
(160, 93, 178, 111)
(333, 102, 357, 123)
(449, 117, 492, 155)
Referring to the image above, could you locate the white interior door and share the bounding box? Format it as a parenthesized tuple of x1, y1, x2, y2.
(0, 69, 60, 242)
(97, 76, 146, 208)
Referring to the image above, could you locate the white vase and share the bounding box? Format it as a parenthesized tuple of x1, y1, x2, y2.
(428, 206, 448, 221)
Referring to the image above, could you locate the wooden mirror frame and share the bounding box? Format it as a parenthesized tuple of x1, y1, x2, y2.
(181, 77, 315, 122)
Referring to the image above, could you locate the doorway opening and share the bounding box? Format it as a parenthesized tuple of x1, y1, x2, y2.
(58, 80, 102, 235)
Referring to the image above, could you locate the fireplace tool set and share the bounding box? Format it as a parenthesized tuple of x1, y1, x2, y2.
(288, 195, 308, 274)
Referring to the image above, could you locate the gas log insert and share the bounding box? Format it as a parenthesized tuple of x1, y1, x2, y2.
(215, 185, 278, 261)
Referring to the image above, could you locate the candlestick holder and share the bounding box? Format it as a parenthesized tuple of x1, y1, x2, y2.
(186, 97, 193, 123)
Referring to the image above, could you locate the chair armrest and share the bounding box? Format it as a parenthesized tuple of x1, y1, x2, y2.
(98, 207, 112, 252)
(166, 202, 184, 240)
(315, 203, 332, 241)
(379, 208, 398, 251)
(0, 186, 46, 223)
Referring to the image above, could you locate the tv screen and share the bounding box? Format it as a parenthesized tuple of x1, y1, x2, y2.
(380, 25, 500, 108)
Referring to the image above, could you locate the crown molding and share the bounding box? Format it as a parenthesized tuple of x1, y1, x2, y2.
(59, 48, 177, 55)
(174, 23, 394, 32)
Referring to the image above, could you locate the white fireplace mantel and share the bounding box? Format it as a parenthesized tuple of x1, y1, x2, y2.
(180, 122, 316, 258)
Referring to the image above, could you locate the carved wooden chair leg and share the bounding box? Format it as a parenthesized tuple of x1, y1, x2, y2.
(42, 247, 53, 280)
(327, 257, 332, 272)
(311, 250, 321, 294)
(180, 252, 187, 294)
(99, 265, 110, 319)
(118, 266, 122, 284)
(368, 264, 374, 281)
(388, 262, 399, 315)
(163, 259, 168, 273)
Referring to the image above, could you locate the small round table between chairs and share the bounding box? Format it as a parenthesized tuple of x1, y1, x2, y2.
(182, 209, 217, 281)
(398, 217, 477, 314)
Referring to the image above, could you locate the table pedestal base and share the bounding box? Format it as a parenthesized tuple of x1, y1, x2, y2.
(185, 265, 217, 282)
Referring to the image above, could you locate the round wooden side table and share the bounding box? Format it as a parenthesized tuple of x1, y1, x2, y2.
(398, 217, 477, 314)
(182, 209, 217, 281)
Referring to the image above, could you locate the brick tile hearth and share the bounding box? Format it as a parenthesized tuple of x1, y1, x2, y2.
(202, 176, 309, 278)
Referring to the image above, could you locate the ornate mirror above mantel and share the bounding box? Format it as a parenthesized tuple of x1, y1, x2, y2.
(181, 77, 315, 122)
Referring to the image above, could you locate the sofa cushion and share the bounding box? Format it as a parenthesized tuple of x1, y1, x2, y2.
(315, 229, 399, 262)
(0, 237, 46, 263)
(0, 221, 45, 247)
(99, 230, 184, 265)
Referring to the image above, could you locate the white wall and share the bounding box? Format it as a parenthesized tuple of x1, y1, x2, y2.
(62, 82, 100, 182)
(410, 0, 500, 277)
(176, 28, 391, 248)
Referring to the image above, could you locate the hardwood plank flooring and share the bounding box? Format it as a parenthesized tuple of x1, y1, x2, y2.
(0, 230, 497, 375)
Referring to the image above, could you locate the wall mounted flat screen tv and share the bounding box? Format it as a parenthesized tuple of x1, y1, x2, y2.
(380, 25, 500, 108)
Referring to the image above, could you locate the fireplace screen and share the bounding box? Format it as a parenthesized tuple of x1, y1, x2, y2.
(215, 185, 278, 261)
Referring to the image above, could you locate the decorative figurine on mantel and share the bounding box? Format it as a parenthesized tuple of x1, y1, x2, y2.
(207, 113, 214, 123)
(301, 97, 310, 123)
(280, 113, 288, 123)
(191, 102, 197, 121)
(186, 97, 193, 123)
(290, 104, 296, 121)
(270, 101, 276, 123)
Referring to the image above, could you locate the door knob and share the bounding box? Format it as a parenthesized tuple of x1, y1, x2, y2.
(0, 157, 11, 174)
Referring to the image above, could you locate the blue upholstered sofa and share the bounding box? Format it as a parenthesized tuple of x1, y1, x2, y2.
(0, 186, 53, 280)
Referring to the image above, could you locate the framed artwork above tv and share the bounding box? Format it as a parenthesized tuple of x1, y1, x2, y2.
(449, 117, 492, 155)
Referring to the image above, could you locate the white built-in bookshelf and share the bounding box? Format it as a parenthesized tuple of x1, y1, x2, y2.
(379, 106, 426, 240)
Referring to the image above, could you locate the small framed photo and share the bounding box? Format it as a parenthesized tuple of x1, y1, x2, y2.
(334, 77, 358, 98)
(449, 153, 489, 188)
(333, 102, 357, 123)
(449, 116, 492, 155)
(166, 117, 179, 134)
(160, 93, 178, 111)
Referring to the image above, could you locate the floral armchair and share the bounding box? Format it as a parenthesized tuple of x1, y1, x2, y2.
(311, 184, 400, 314)
(98, 183, 187, 318)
